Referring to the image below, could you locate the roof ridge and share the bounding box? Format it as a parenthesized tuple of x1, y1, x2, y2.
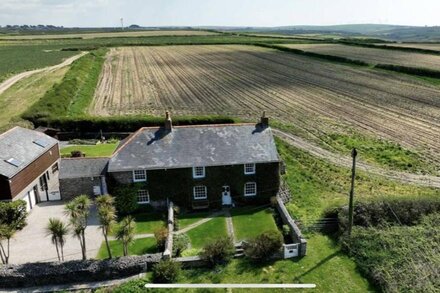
(112, 127, 146, 155)
(61, 157, 111, 160)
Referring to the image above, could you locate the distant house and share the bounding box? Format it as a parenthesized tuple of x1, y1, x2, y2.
(107, 113, 281, 209)
(0, 127, 61, 211)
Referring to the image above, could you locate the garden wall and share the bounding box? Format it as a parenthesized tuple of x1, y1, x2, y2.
(0, 254, 161, 289)
(276, 196, 307, 256)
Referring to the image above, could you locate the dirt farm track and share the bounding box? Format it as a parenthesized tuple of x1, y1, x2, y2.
(90, 45, 440, 160)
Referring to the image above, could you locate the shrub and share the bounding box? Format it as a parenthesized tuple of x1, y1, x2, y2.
(172, 233, 189, 257)
(154, 227, 168, 251)
(152, 259, 181, 283)
(243, 230, 283, 262)
(112, 185, 139, 215)
(70, 150, 83, 158)
(200, 237, 235, 267)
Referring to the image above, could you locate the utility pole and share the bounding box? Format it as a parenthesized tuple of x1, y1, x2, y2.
(347, 148, 357, 236)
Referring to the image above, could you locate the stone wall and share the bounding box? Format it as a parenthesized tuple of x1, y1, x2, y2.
(59, 176, 103, 200)
(0, 254, 161, 289)
(276, 196, 307, 256)
(162, 201, 174, 259)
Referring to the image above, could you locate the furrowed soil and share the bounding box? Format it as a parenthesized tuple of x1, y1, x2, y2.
(281, 43, 440, 70)
(90, 45, 440, 162)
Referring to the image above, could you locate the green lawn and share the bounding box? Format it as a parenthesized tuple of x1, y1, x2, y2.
(177, 212, 210, 230)
(231, 206, 279, 241)
(186, 216, 228, 249)
(105, 234, 373, 293)
(132, 213, 165, 234)
(60, 143, 118, 157)
(96, 237, 157, 259)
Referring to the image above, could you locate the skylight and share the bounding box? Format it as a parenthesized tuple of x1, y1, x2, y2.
(33, 138, 49, 148)
(5, 158, 22, 167)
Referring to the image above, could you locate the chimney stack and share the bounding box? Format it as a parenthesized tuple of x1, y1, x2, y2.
(165, 111, 172, 131)
(260, 111, 269, 128)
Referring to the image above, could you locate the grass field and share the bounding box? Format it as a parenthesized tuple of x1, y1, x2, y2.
(89, 45, 440, 162)
(132, 213, 165, 234)
(60, 143, 118, 158)
(177, 212, 210, 229)
(231, 207, 278, 241)
(0, 66, 69, 130)
(282, 43, 440, 70)
(0, 44, 77, 82)
(0, 30, 218, 40)
(96, 237, 157, 259)
(186, 216, 228, 249)
(276, 138, 440, 225)
(103, 234, 373, 292)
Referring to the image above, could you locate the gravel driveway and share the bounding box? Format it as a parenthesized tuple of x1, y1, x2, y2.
(8, 201, 104, 264)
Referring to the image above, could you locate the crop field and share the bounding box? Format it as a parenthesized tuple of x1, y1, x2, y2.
(281, 43, 440, 70)
(0, 44, 77, 82)
(0, 30, 218, 40)
(90, 45, 440, 159)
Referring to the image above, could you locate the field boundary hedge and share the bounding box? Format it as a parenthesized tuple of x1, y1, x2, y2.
(341, 41, 440, 55)
(374, 63, 440, 78)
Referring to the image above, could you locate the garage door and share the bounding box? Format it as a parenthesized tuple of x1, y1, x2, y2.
(29, 189, 36, 208)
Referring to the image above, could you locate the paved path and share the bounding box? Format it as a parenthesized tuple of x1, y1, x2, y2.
(0, 52, 86, 96)
(274, 129, 440, 188)
(108, 233, 154, 241)
(8, 201, 103, 264)
(224, 209, 236, 242)
(174, 210, 225, 235)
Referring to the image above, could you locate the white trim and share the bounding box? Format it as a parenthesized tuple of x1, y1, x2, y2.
(192, 166, 205, 179)
(137, 190, 150, 204)
(193, 185, 207, 199)
(244, 182, 257, 197)
(244, 163, 256, 175)
(133, 170, 147, 182)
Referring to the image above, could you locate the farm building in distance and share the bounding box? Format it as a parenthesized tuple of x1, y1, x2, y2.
(0, 127, 61, 211)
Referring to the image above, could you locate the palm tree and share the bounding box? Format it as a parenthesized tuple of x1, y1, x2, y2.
(46, 218, 69, 261)
(95, 195, 116, 259)
(115, 216, 136, 256)
(65, 195, 91, 260)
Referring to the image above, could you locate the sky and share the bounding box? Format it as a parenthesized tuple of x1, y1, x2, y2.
(1, 0, 440, 27)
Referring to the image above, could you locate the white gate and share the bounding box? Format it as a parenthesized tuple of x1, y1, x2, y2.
(283, 243, 299, 258)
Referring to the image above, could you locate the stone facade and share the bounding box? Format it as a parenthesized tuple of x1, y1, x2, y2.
(59, 176, 104, 200)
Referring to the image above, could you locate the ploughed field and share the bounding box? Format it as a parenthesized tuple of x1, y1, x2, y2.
(90, 45, 440, 158)
(281, 43, 440, 70)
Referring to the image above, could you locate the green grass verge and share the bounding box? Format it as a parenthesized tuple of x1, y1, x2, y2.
(186, 216, 228, 249)
(276, 137, 439, 225)
(177, 212, 210, 230)
(231, 206, 278, 241)
(22, 49, 107, 122)
(104, 234, 373, 293)
(60, 143, 118, 157)
(96, 237, 157, 259)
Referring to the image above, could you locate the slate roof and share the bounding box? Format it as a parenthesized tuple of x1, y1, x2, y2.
(60, 158, 109, 179)
(108, 123, 279, 172)
(0, 127, 58, 178)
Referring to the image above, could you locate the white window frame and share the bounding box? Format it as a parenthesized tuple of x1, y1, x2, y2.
(244, 163, 256, 175)
(244, 182, 257, 197)
(192, 166, 205, 179)
(133, 170, 147, 182)
(193, 186, 207, 199)
(137, 190, 150, 204)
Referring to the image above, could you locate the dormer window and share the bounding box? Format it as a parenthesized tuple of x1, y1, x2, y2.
(193, 166, 205, 179)
(244, 163, 256, 175)
(133, 170, 147, 182)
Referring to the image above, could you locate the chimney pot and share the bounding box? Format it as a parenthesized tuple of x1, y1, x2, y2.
(165, 111, 172, 131)
(260, 111, 269, 127)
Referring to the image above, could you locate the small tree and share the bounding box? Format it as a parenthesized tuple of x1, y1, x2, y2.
(172, 233, 189, 257)
(200, 237, 235, 267)
(154, 227, 168, 251)
(0, 200, 27, 264)
(45, 218, 69, 261)
(113, 186, 138, 215)
(65, 195, 91, 260)
(152, 259, 181, 283)
(95, 195, 117, 259)
(115, 216, 136, 256)
(244, 230, 283, 262)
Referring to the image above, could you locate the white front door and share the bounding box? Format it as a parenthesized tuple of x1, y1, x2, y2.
(29, 189, 36, 208)
(222, 186, 232, 205)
